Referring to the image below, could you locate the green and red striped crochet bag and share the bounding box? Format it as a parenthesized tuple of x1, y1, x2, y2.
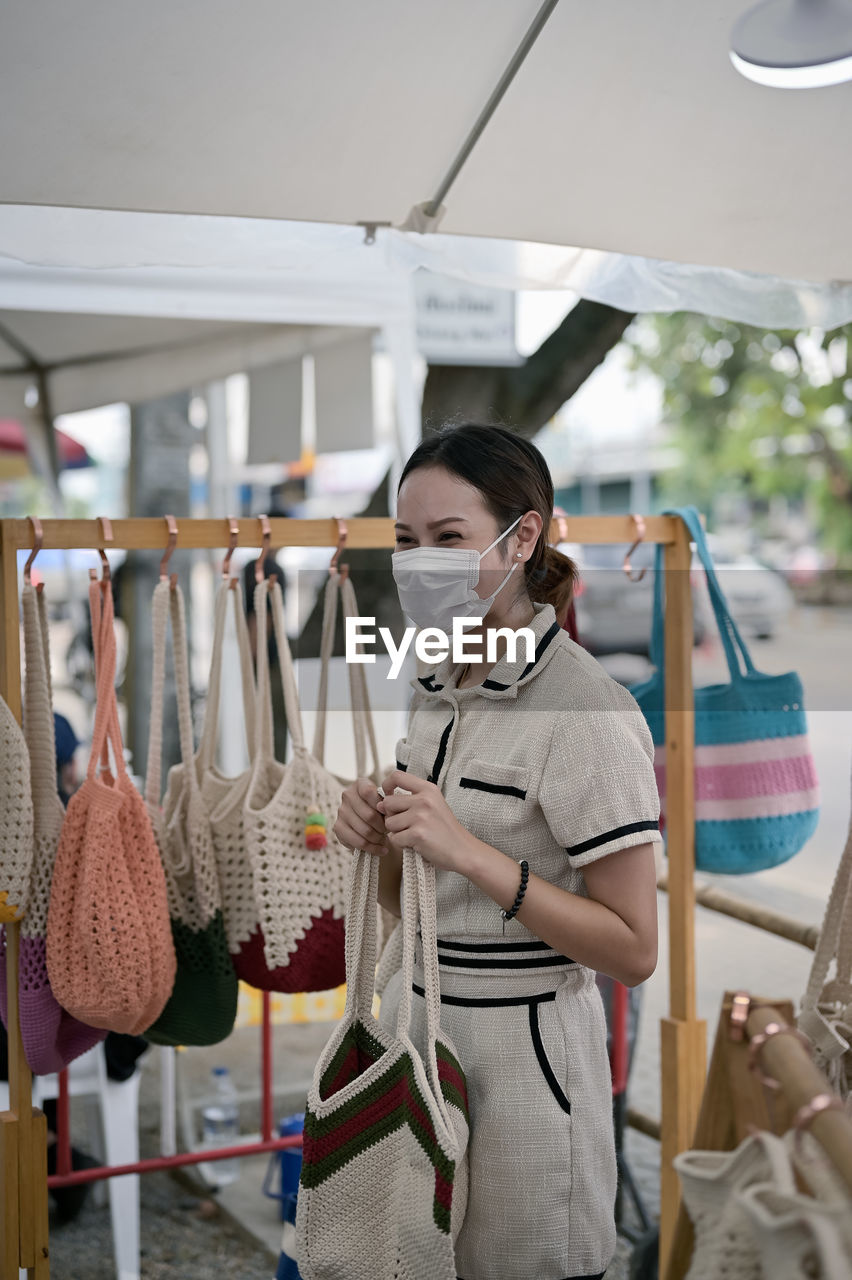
(295, 845, 470, 1279)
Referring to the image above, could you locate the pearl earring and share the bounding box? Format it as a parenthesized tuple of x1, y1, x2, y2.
(516, 552, 523, 559)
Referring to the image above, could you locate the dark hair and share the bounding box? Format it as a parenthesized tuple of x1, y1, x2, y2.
(397, 423, 578, 621)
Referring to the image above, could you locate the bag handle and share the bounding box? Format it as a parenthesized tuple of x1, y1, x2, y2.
(340, 575, 382, 782)
(341, 849, 381, 1021)
(311, 574, 382, 782)
(21, 581, 61, 817)
(253, 577, 307, 763)
(86, 577, 126, 782)
(649, 507, 757, 680)
(803, 760, 852, 1008)
(144, 579, 199, 813)
(198, 580, 257, 775)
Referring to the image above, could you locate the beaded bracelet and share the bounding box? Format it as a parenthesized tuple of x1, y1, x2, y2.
(501, 859, 529, 923)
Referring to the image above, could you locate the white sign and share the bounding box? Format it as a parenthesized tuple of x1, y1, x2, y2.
(413, 270, 519, 366)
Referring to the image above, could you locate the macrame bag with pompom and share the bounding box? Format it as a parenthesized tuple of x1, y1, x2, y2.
(241, 574, 361, 991)
(0, 580, 106, 1071)
(46, 574, 176, 1034)
(142, 578, 238, 1046)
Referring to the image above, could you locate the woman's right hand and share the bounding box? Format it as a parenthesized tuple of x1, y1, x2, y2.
(334, 778, 391, 857)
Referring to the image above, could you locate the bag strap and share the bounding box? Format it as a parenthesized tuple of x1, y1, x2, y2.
(803, 760, 852, 1008)
(21, 581, 60, 815)
(341, 849, 381, 1021)
(86, 577, 126, 781)
(312, 574, 339, 765)
(144, 579, 198, 810)
(666, 506, 757, 680)
(198, 580, 257, 775)
(253, 577, 307, 762)
(340, 575, 382, 781)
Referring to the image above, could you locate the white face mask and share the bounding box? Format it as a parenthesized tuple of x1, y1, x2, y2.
(391, 513, 524, 632)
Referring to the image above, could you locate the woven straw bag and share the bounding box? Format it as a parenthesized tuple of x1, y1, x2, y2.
(46, 576, 176, 1034)
(142, 579, 238, 1046)
(798, 756, 852, 1098)
(295, 843, 470, 1280)
(0, 582, 106, 1070)
(241, 576, 355, 991)
(736, 1180, 852, 1280)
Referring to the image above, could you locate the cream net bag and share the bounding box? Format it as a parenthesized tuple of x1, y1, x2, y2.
(674, 1127, 852, 1279)
(295, 844, 470, 1280)
(196, 577, 262, 973)
(0, 692, 33, 923)
(142, 578, 238, 1046)
(798, 755, 852, 1098)
(313, 571, 401, 977)
(242, 576, 353, 990)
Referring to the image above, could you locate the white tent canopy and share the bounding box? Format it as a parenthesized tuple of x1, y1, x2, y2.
(2, 0, 852, 286)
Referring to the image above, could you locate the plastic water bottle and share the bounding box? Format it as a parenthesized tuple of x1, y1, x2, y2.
(199, 1066, 241, 1188)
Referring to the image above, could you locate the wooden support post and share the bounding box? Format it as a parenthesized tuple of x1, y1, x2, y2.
(659, 517, 706, 1273)
(0, 520, 50, 1278)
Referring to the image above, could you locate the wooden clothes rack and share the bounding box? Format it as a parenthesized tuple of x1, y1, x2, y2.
(665, 990, 852, 1280)
(0, 513, 701, 1278)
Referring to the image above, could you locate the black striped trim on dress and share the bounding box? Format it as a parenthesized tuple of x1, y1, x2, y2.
(529, 1001, 572, 1114)
(435, 953, 577, 969)
(395, 759, 408, 772)
(419, 933, 578, 968)
(565, 819, 659, 858)
(426, 708, 455, 785)
(459, 1272, 604, 1280)
(458, 776, 527, 799)
(412, 983, 559, 1009)
(481, 619, 561, 690)
(417, 673, 444, 691)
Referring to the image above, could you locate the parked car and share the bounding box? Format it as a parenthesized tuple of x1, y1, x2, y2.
(561, 536, 793, 657)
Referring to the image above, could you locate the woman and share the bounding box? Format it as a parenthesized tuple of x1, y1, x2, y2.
(333, 423, 661, 1280)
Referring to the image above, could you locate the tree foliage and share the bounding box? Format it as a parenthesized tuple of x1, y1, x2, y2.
(625, 313, 852, 555)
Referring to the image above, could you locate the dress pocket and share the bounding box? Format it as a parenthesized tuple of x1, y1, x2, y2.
(457, 757, 529, 800)
(394, 737, 412, 772)
(528, 995, 572, 1115)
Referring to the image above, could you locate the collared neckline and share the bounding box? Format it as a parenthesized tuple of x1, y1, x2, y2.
(410, 602, 563, 701)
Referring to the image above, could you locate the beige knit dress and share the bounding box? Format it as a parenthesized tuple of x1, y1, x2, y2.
(377, 601, 662, 1280)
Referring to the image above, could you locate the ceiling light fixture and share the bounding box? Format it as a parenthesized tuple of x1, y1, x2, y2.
(731, 0, 852, 88)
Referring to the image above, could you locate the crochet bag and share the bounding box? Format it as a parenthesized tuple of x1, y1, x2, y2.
(798, 757, 852, 1097)
(313, 572, 401, 978)
(142, 579, 238, 1046)
(196, 577, 262, 974)
(241, 576, 354, 990)
(0, 692, 33, 923)
(630, 505, 820, 874)
(46, 575, 176, 1033)
(295, 844, 470, 1280)
(0, 584, 106, 1071)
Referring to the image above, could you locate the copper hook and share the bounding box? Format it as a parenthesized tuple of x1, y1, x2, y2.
(255, 514, 272, 586)
(623, 514, 647, 583)
(728, 991, 751, 1043)
(23, 515, 43, 586)
(222, 515, 239, 582)
(329, 517, 349, 583)
(551, 505, 570, 545)
(159, 514, 178, 585)
(96, 516, 113, 582)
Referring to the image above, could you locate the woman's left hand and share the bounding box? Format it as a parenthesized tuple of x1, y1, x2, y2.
(376, 770, 472, 874)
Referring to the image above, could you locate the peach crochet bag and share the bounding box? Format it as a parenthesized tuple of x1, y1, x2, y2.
(46, 575, 176, 1033)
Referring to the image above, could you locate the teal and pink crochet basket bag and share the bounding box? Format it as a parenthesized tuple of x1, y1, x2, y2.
(629, 506, 820, 875)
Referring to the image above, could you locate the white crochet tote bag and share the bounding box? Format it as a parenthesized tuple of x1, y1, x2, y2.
(673, 1129, 798, 1280)
(295, 843, 470, 1280)
(196, 577, 261, 968)
(798, 756, 852, 1098)
(142, 578, 238, 1046)
(243, 576, 352, 987)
